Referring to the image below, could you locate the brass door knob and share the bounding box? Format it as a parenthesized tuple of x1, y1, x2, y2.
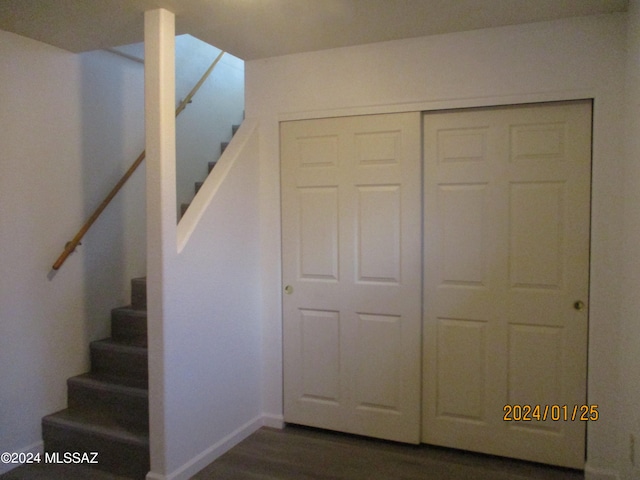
(574, 300, 586, 311)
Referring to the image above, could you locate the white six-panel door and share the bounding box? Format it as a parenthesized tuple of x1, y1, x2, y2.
(281, 113, 422, 444)
(422, 101, 591, 468)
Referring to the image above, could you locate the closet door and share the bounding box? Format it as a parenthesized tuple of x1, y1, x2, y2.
(422, 101, 591, 468)
(281, 113, 422, 443)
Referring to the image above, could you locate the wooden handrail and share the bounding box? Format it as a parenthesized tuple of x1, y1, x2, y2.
(176, 50, 225, 116)
(52, 51, 226, 270)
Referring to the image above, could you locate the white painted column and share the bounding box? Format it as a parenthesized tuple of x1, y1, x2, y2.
(144, 8, 176, 478)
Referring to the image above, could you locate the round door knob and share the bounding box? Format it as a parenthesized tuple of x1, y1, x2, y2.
(574, 300, 585, 311)
(284, 285, 293, 295)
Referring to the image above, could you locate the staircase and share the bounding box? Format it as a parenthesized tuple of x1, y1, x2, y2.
(180, 123, 241, 219)
(42, 277, 149, 479)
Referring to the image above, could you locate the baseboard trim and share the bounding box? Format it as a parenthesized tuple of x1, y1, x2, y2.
(261, 413, 284, 429)
(0, 441, 43, 475)
(584, 463, 621, 480)
(146, 415, 264, 480)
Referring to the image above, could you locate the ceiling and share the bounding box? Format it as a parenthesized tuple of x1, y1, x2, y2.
(0, 0, 629, 60)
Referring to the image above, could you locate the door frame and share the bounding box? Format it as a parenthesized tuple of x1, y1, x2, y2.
(277, 91, 599, 466)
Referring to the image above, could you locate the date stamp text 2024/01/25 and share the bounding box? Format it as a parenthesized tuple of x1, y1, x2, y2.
(503, 404, 599, 422)
(1, 451, 99, 465)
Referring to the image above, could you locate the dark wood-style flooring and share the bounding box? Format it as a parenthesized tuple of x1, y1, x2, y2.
(1, 425, 585, 480)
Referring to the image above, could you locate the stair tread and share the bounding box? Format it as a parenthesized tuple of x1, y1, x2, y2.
(43, 408, 148, 446)
(112, 306, 147, 316)
(91, 338, 148, 353)
(68, 373, 148, 396)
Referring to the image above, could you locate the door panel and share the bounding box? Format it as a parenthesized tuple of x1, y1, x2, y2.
(440, 184, 488, 285)
(356, 185, 401, 283)
(436, 318, 487, 421)
(282, 113, 422, 444)
(299, 309, 341, 402)
(422, 101, 591, 468)
(298, 187, 339, 280)
(354, 313, 402, 411)
(509, 182, 564, 288)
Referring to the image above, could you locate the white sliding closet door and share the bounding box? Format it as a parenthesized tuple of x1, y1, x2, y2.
(281, 113, 422, 444)
(422, 101, 592, 468)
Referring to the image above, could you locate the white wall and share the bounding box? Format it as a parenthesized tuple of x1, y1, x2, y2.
(619, 2, 640, 480)
(0, 30, 146, 473)
(246, 13, 628, 479)
(156, 122, 262, 480)
(145, 11, 263, 480)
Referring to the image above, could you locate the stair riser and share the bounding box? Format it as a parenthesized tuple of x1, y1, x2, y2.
(90, 345, 147, 386)
(67, 383, 148, 429)
(131, 277, 147, 310)
(42, 423, 149, 479)
(111, 308, 147, 347)
(180, 203, 190, 218)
